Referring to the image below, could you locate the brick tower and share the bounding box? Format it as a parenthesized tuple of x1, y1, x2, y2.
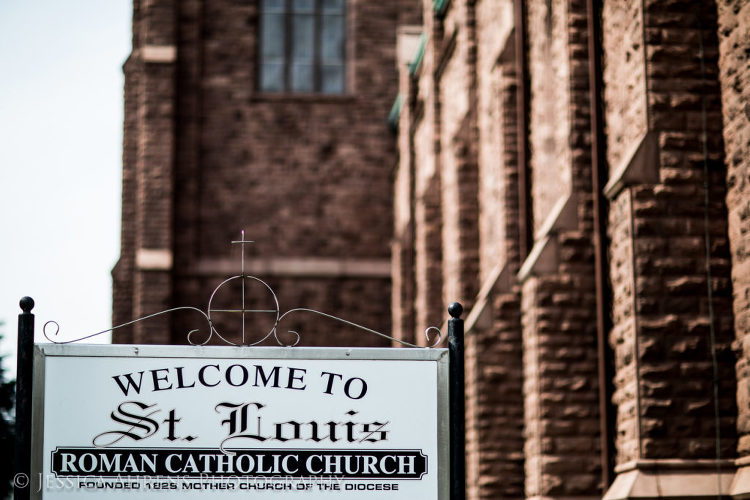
(112, 0, 422, 346)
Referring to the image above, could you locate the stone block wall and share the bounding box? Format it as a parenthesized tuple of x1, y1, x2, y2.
(392, 25, 423, 346)
(392, 0, 526, 496)
(464, 282, 524, 500)
(719, 0, 750, 464)
(469, 2, 525, 498)
(601, 1, 739, 497)
(519, 0, 602, 497)
(393, 0, 602, 497)
(522, 272, 600, 498)
(411, 2, 445, 340)
(392, 0, 750, 497)
(468, 6, 524, 494)
(527, 0, 573, 234)
(601, 0, 648, 176)
(436, 0, 480, 310)
(603, 0, 737, 476)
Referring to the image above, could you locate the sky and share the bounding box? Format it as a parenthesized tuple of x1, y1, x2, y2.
(0, 1, 131, 376)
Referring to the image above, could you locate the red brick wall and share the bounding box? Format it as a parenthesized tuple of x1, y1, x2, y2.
(174, 0, 399, 260)
(112, 53, 138, 343)
(115, 0, 177, 344)
(115, 0, 422, 347)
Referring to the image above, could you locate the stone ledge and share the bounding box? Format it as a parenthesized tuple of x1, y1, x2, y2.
(190, 257, 392, 279)
(534, 191, 578, 241)
(604, 459, 735, 500)
(397, 26, 423, 69)
(465, 262, 514, 333)
(731, 459, 750, 499)
(603, 131, 660, 200)
(516, 191, 578, 283)
(517, 234, 557, 282)
(141, 45, 177, 64)
(526, 496, 600, 500)
(136, 248, 173, 271)
(493, 26, 515, 68)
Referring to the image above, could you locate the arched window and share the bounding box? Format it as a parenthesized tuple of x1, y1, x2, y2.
(259, 0, 346, 94)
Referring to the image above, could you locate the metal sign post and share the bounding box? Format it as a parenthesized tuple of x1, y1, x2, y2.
(15, 296, 35, 500)
(448, 302, 466, 500)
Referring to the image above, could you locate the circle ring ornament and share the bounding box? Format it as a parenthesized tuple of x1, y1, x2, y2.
(207, 274, 281, 346)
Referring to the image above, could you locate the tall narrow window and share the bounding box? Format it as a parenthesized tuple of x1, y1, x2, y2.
(260, 0, 346, 94)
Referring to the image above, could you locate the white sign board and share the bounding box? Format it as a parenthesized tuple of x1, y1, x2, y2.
(32, 344, 449, 499)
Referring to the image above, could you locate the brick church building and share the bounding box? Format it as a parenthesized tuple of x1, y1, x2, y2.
(113, 0, 750, 498)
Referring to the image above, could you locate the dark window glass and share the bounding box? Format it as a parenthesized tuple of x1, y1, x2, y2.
(322, 0, 343, 11)
(261, 63, 285, 92)
(261, 13, 285, 60)
(321, 64, 343, 94)
(259, 0, 346, 93)
(292, 14, 314, 61)
(321, 14, 343, 62)
(265, 0, 285, 10)
(292, 0, 314, 11)
(291, 64, 314, 91)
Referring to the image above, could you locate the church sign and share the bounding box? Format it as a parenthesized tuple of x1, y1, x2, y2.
(32, 344, 449, 498)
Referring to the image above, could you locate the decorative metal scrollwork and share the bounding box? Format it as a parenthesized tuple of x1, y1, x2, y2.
(44, 232, 443, 348)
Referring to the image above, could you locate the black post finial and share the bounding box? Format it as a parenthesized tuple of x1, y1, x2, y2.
(448, 302, 463, 319)
(20, 296, 34, 313)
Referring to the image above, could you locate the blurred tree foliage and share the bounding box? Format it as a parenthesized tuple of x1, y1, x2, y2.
(0, 323, 15, 499)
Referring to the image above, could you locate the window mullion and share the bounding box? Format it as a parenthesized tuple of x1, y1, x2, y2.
(314, 0, 322, 92)
(284, 0, 292, 91)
